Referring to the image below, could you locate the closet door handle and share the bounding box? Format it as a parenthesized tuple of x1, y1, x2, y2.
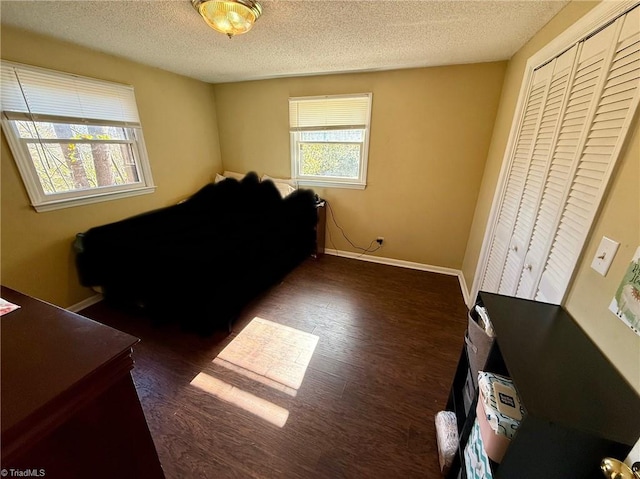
(524, 263, 533, 271)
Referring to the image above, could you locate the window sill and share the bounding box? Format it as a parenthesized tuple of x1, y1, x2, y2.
(31, 186, 156, 212)
(295, 179, 366, 190)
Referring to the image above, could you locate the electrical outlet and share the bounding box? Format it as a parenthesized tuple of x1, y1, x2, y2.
(376, 236, 384, 245)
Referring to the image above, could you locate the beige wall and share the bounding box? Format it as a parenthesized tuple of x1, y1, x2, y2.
(461, 1, 640, 391)
(214, 63, 506, 269)
(1, 27, 222, 307)
(565, 123, 639, 388)
(6, 3, 635, 393)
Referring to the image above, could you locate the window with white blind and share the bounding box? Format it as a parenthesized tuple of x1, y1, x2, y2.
(476, 3, 640, 305)
(1, 60, 154, 212)
(289, 93, 372, 189)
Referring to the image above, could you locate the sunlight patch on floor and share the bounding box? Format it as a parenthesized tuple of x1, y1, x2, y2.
(218, 317, 319, 390)
(190, 317, 319, 427)
(190, 372, 289, 428)
(213, 357, 298, 397)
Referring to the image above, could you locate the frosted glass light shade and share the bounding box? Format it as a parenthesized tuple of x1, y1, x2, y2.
(192, 0, 262, 37)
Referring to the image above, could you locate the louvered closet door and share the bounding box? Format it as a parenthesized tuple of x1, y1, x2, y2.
(498, 46, 578, 296)
(535, 8, 640, 303)
(480, 67, 551, 292)
(480, 5, 640, 303)
(517, 22, 620, 299)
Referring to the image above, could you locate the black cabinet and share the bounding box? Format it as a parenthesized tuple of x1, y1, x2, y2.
(445, 292, 640, 479)
(313, 200, 326, 258)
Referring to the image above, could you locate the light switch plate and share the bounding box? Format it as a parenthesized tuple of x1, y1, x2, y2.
(591, 236, 620, 276)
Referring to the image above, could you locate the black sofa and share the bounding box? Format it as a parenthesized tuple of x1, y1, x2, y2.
(74, 172, 318, 334)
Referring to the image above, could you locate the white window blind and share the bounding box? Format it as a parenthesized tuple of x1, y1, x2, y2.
(289, 94, 371, 131)
(1, 60, 141, 127)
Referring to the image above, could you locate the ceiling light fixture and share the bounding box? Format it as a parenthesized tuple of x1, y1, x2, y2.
(191, 0, 262, 38)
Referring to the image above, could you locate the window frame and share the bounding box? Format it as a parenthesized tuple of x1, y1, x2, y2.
(289, 93, 372, 190)
(1, 61, 155, 212)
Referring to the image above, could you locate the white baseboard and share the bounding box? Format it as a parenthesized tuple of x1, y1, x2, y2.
(66, 254, 473, 313)
(324, 249, 470, 306)
(459, 275, 471, 309)
(67, 293, 103, 313)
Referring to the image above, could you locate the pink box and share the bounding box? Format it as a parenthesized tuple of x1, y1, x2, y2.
(476, 390, 511, 463)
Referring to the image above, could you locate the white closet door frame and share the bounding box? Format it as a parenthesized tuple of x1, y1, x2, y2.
(470, 0, 639, 307)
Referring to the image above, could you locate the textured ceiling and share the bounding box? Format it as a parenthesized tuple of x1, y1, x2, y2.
(0, 0, 570, 84)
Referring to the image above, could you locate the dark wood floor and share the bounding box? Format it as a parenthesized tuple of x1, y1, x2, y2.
(79, 255, 468, 479)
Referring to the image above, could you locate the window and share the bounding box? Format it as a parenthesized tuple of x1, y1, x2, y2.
(1, 60, 154, 212)
(289, 93, 372, 189)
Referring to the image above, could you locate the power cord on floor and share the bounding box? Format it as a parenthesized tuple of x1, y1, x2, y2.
(325, 199, 381, 258)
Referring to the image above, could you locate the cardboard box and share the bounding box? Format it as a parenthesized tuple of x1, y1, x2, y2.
(465, 311, 494, 387)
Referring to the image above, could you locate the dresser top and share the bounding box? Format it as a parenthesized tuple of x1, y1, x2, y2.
(1, 286, 139, 437)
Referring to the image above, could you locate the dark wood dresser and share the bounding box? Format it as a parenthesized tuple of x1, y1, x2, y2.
(1, 286, 164, 479)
